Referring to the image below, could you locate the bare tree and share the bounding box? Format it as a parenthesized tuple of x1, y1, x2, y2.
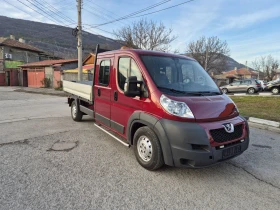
(114, 19, 177, 51)
(251, 55, 279, 81)
(186, 36, 230, 73)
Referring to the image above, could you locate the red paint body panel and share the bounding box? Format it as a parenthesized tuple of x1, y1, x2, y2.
(92, 49, 248, 148)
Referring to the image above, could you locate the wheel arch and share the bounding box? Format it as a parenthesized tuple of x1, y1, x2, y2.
(127, 111, 174, 166)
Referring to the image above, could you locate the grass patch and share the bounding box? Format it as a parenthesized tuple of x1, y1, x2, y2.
(230, 96, 280, 122)
(54, 87, 63, 91)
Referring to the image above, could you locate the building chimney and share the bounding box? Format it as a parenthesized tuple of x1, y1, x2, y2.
(10, 35, 15, 40)
(234, 67, 237, 71)
(19, 38, 25, 43)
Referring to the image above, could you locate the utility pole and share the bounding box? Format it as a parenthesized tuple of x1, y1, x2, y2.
(77, 0, 82, 81)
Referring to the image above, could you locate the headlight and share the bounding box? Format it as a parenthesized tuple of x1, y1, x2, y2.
(160, 94, 194, 118)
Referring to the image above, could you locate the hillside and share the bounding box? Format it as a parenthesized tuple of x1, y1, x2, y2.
(0, 16, 121, 59)
(0, 16, 250, 70)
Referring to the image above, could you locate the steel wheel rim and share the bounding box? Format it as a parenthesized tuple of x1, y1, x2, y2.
(272, 88, 279, 94)
(249, 88, 254, 94)
(137, 135, 152, 162)
(222, 89, 227, 94)
(72, 104, 77, 118)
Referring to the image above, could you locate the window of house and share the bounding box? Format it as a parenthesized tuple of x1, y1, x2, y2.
(98, 60, 110, 86)
(118, 57, 143, 90)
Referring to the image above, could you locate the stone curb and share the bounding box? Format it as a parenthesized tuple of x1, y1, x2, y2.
(248, 122, 280, 134)
(246, 117, 280, 134)
(248, 117, 280, 128)
(229, 93, 280, 97)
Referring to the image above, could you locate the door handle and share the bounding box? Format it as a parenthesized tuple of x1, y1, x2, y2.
(114, 91, 118, 101)
(98, 88, 101, 96)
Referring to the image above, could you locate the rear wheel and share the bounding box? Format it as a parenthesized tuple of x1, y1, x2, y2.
(133, 126, 164, 170)
(222, 88, 228, 94)
(272, 87, 279, 94)
(71, 101, 83, 121)
(247, 88, 255, 94)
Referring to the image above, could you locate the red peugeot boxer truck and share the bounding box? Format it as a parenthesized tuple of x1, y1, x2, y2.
(63, 45, 249, 170)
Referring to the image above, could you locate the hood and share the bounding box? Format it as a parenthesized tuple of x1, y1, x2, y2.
(168, 94, 237, 121)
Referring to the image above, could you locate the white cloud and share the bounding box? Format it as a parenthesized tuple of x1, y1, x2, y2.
(219, 6, 280, 30)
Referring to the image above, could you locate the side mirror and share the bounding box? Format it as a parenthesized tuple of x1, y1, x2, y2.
(124, 76, 142, 97)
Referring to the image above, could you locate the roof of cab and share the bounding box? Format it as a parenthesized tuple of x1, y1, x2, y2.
(97, 49, 195, 61)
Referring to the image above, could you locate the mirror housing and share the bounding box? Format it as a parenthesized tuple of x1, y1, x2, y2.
(124, 76, 142, 97)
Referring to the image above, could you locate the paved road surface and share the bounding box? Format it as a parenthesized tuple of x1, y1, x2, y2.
(0, 87, 279, 210)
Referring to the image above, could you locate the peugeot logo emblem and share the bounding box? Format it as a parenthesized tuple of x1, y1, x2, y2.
(223, 123, 234, 133)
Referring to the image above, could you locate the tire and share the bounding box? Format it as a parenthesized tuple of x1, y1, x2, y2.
(133, 126, 164, 170)
(247, 87, 255, 94)
(271, 87, 279, 94)
(71, 100, 83, 121)
(222, 88, 228, 94)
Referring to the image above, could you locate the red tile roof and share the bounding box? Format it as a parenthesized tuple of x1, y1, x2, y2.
(20, 59, 78, 67)
(224, 68, 257, 75)
(0, 38, 43, 53)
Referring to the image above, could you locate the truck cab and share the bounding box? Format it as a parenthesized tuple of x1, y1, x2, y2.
(64, 48, 249, 170)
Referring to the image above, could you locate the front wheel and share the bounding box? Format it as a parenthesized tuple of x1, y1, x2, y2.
(133, 126, 164, 170)
(247, 87, 255, 94)
(222, 88, 228, 94)
(272, 87, 279, 94)
(71, 101, 83, 121)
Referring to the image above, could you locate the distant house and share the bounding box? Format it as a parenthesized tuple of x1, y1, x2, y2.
(63, 53, 95, 81)
(274, 69, 280, 80)
(223, 68, 258, 83)
(0, 35, 44, 86)
(20, 59, 77, 88)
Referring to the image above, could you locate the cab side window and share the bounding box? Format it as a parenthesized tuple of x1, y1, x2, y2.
(98, 60, 110, 86)
(118, 57, 143, 90)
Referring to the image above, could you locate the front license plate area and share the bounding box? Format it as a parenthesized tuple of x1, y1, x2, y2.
(222, 145, 241, 159)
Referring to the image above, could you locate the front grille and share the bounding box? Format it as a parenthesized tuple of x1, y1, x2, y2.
(210, 124, 243, 143)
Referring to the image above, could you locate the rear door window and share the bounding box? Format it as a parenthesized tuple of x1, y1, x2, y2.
(232, 81, 240, 86)
(98, 60, 110, 86)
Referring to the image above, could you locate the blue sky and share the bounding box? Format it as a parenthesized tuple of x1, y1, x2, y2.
(2, 0, 280, 66)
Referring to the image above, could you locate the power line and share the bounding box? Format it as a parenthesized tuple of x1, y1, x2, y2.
(92, 0, 171, 28)
(26, 0, 67, 24)
(84, 0, 131, 26)
(36, 0, 76, 23)
(128, 0, 196, 18)
(31, 0, 74, 24)
(16, 0, 63, 24)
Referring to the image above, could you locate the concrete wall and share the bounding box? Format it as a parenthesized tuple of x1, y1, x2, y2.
(44, 66, 54, 87)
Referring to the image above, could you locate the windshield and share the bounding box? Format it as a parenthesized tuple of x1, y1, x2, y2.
(141, 55, 221, 95)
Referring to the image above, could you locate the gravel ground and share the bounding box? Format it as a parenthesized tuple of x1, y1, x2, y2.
(0, 87, 279, 210)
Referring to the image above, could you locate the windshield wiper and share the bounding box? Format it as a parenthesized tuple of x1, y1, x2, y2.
(157, 86, 203, 96)
(156, 86, 186, 94)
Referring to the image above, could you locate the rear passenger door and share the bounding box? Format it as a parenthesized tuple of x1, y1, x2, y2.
(94, 59, 112, 127)
(239, 80, 251, 92)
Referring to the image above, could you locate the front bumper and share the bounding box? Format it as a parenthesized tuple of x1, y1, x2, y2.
(158, 116, 249, 168)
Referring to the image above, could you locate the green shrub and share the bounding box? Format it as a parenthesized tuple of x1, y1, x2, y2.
(41, 78, 51, 88)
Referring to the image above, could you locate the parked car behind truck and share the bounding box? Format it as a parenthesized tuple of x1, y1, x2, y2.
(63, 45, 249, 170)
(220, 79, 261, 94)
(265, 78, 280, 94)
